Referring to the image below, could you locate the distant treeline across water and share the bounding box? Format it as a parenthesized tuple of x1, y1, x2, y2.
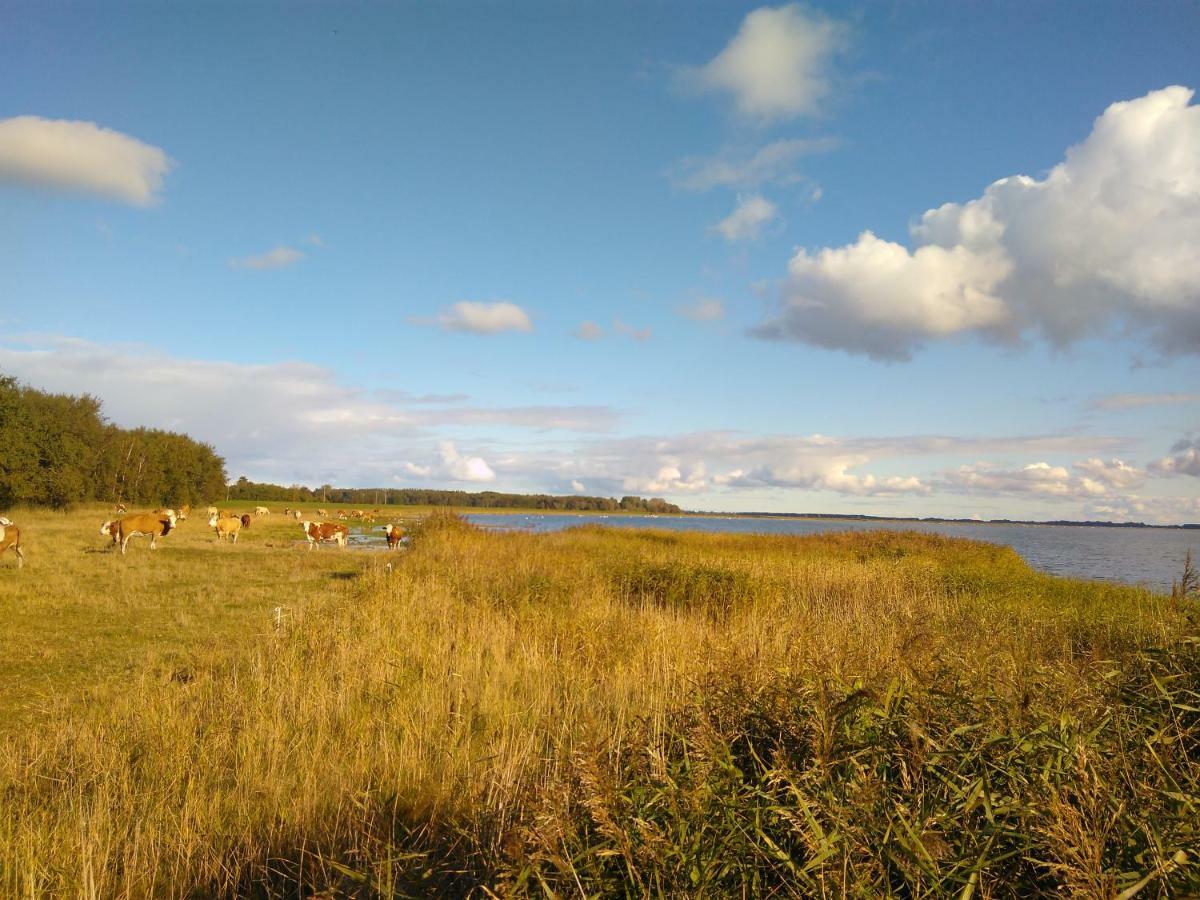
(226, 477, 682, 514)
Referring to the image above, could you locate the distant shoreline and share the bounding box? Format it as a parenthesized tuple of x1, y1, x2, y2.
(460, 507, 1200, 530)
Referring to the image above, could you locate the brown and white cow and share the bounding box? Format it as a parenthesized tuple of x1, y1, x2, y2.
(301, 520, 348, 550)
(101, 511, 177, 555)
(383, 523, 404, 550)
(209, 514, 242, 543)
(0, 517, 25, 568)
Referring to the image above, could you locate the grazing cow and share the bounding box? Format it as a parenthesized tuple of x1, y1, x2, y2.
(0, 518, 24, 568)
(209, 514, 242, 542)
(300, 520, 348, 550)
(101, 511, 177, 555)
(240, 513, 252, 528)
(336, 509, 348, 520)
(255, 506, 270, 516)
(115, 502, 127, 514)
(317, 508, 328, 517)
(178, 504, 190, 521)
(206, 506, 219, 517)
(383, 523, 404, 550)
(292, 509, 302, 520)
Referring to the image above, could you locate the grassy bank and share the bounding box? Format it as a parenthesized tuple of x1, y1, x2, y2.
(0, 510, 1197, 896)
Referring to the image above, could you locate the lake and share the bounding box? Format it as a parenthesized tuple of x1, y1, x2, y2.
(460, 512, 1199, 593)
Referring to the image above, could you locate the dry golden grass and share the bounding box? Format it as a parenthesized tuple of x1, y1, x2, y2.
(0, 510, 1196, 897)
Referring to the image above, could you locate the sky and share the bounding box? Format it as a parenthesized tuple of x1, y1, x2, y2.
(2, 1, 1199, 523)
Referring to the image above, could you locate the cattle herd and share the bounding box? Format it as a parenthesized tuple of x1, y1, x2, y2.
(0, 505, 407, 567)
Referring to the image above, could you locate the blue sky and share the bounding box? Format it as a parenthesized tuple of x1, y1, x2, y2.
(2, 2, 1199, 522)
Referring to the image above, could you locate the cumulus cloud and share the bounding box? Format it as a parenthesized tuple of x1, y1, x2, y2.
(671, 137, 837, 191)
(941, 458, 1145, 499)
(435, 301, 533, 334)
(228, 245, 305, 270)
(574, 321, 604, 341)
(1151, 438, 1200, 477)
(434, 442, 496, 482)
(678, 298, 726, 321)
(536, 432, 937, 500)
(753, 86, 1200, 360)
(715, 194, 779, 241)
(0, 116, 173, 205)
(682, 5, 847, 122)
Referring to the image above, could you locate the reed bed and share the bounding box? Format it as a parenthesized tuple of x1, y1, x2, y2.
(0, 511, 1196, 897)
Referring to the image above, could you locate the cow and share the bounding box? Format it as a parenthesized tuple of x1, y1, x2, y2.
(219, 509, 235, 519)
(209, 514, 242, 543)
(383, 523, 404, 550)
(300, 520, 348, 550)
(292, 509, 302, 520)
(206, 506, 219, 517)
(101, 511, 177, 555)
(255, 506, 270, 516)
(115, 502, 127, 514)
(317, 508, 328, 517)
(0, 518, 24, 568)
(178, 504, 190, 521)
(240, 513, 252, 528)
(336, 509, 348, 519)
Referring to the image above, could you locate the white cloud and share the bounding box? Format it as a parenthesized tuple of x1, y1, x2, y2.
(436, 301, 533, 334)
(715, 193, 779, 241)
(678, 298, 726, 321)
(436, 442, 496, 482)
(941, 458, 1146, 499)
(683, 5, 847, 122)
(671, 138, 837, 191)
(574, 321, 605, 341)
(754, 86, 1200, 360)
(1151, 439, 1200, 478)
(1074, 458, 1146, 489)
(0, 116, 173, 206)
(1091, 393, 1200, 410)
(229, 245, 305, 270)
(570, 479, 586, 493)
(624, 463, 710, 495)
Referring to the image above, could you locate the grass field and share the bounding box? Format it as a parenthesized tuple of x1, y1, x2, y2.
(0, 505, 1197, 897)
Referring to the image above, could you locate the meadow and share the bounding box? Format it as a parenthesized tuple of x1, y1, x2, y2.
(0, 505, 1197, 897)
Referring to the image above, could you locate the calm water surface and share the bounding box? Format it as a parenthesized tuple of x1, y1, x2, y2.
(460, 513, 1200, 593)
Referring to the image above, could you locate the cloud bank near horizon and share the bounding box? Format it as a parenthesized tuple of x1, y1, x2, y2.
(4, 334, 1191, 521)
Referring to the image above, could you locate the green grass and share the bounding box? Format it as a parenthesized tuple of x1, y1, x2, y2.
(0, 508, 1196, 897)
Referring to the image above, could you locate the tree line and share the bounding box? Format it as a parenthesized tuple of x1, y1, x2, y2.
(226, 477, 682, 513)
(0, 375, 227, 510)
